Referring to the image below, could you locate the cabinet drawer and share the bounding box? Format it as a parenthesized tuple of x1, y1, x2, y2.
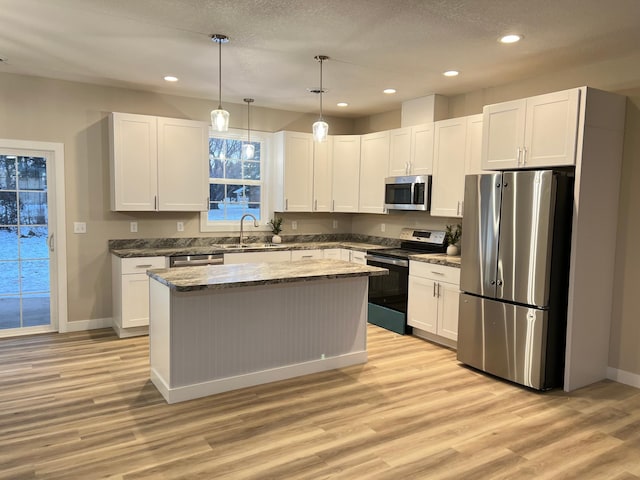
(410, 261, 460, 285)
(121, 256, 166, 274)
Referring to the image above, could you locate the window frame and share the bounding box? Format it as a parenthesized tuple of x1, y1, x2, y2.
(199, 128, 273, 233)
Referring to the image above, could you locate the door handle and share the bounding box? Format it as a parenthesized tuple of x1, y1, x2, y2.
(497, 280, 503, 286)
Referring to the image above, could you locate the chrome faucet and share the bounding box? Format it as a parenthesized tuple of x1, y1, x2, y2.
(239, 213, 259, 245)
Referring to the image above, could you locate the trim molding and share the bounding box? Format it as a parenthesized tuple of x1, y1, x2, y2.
(607, 367, 640, 389)
(64, 317, 113, 332)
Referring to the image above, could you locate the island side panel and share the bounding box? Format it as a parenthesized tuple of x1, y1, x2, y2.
(149, 279, 171, 395)
(166, 276, 368, 400)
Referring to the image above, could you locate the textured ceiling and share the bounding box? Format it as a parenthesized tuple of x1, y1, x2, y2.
(1, 0, 640, 117)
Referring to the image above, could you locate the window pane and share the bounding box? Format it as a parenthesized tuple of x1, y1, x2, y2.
(0, 227, 18, 260)
(0, 296, 20, 329)
(225, 159, 242, 180)
(19, 226, 49, 260)
(210, 183, 225, 202)
(0, 191, 18, 225)
(226, 184, 245, 203)
(209, 138, 225, 158)
(19, 192, 48, 225)
(243, 161, 261, 180)
(225, 139, 242, 160)
(245, 185, 261, 202)
(22, 294, 50, 327)
(210, 158, 224, 178)
(208, 203, 225, 221)
(18, 157, 47, 191)
(0, 261, 19, 294)
(0, 156, 17, 190)
(21, 260, 50, 293)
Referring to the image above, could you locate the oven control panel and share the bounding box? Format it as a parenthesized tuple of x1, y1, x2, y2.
(399, 228, 446, 245)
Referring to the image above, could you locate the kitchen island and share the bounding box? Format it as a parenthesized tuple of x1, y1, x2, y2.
(147, 259, 388, 403)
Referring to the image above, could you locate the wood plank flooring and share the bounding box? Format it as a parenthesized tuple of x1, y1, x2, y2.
(1, 326, 639, 479)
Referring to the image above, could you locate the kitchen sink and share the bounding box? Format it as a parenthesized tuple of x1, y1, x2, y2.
(220, 243, 286, 249)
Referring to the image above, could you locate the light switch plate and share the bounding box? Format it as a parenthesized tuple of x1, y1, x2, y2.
(381, 223, 386, 232)
(177, 221, 184, 232)
(130, 222, 138, 233)
(73, 222, 86, 234)
(333, 220, 338, 229)
(291, 221, 298, 230)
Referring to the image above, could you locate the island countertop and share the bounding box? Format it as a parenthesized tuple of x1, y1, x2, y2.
(147, 259, 388, 292)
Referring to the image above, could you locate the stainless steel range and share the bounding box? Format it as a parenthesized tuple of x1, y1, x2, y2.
(366, 228, 447, 334)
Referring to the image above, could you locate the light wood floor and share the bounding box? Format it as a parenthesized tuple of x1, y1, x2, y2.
(1, 326, 639, 479)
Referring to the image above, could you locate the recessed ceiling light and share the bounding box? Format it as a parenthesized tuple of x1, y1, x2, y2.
(383, 88, 396, 94)
(443, 70, 459, 77)
(337, 102, 349, 107)
(163, 75, 179, 82)
(499, 34, 523, 44)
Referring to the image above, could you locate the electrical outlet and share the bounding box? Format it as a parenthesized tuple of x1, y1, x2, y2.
(73, 222, 86, 234)
(333, 220, 338, 229)
(381, 223, 386, 232)
(130, 222, 138, 233)
(291, 221, 298, 230)
(177, 221, 184, 232)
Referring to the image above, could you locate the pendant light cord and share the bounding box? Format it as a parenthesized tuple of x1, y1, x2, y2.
(218, 39, 222, 109)
(319, 58, 323, 121)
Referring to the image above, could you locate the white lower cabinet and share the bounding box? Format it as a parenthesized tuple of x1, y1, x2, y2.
(323, 248, 342, 260)
(350, 250, 367, 265)
(112, 255, 167, 337)
(291, 249, 323, 261)
(224, 251, 292, 264)
(407, 261, 461, 347)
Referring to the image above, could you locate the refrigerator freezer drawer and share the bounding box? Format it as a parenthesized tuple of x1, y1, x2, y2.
(457, 293, 551, 390)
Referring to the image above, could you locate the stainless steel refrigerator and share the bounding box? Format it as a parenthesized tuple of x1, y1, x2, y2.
(457, 170, 573, 390)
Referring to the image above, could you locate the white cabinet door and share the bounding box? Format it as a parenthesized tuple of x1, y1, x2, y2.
(224, 251, 292, 264)
(407, 275, 438, 333)
(411, 123, 434, 175)
(389, 127, 412, 176)
(281, 131, 314, 212)
(332, 135, 361, 212)
(291, 249, 323, 261)
(121, 274, 153, 328)
(524, 89, 580, 168)
(156, 116, 208, 211)
(481, 99, 526, 170)
(313, 138, 333, 211)
(481, 89, 580, 170)
(464, 114, 485, 175)
(323, 249, 342, 260)
(359, 131, 390, 214)
(431, 117, 467, 217)
(340, 249, 351, 262)
(438, 282, 460, 341)
(109, 112, 158, 211)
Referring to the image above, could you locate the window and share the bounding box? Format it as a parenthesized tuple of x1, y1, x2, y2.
(200, 129, 269, 232)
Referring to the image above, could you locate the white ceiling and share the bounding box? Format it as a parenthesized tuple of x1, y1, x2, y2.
(1, 0, 640, 117)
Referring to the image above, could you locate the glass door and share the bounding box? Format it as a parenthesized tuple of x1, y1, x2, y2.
(0, 154, 53, 333)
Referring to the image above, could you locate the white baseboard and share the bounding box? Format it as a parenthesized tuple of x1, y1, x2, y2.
(62, 317, 112, 333)
(607, 367, 640, 389)
(112, 323, 149, 338)
(151, 351, 368, 404)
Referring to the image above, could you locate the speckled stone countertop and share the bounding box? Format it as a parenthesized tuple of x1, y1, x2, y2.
(110, 241, 389, 258)
(147, 259, 389, 292)
(409, 253, 461, 268)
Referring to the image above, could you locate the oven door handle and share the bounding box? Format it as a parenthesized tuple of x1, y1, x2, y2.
(365, 255, 409, 268)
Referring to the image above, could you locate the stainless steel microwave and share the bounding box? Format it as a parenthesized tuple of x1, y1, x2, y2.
(384, 175, 432, 211)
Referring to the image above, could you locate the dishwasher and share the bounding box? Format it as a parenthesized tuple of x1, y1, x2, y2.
(169, 253, 224, 268)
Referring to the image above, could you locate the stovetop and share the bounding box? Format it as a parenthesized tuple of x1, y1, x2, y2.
(370, 228, 447, 259)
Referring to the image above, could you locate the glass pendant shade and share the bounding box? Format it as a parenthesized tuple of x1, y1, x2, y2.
(312, 120, 329, 142)
(211, 108, 229, 132)
(242, 143, 255, 159)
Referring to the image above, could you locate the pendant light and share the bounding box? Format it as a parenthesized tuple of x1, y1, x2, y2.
(242, 98, 255, 160)
(210, 34, 230, 132)
(312, 55, 329, 142)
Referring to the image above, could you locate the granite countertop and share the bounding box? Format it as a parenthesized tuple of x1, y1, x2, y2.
(147, 259, 389, 292)
(111, 241, 388, 258)
(409, 253, 461, 268)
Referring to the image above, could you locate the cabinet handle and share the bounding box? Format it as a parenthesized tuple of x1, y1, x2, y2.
(437, 283, 441, 298)
(516, 147, 522, 165)
(408, 161, 412, 174)
(154, 195, 157, 210)
(522, 146, 527, 165)
(430, 271, 445, 275)
(332, 200, 335, 211)
(314, 199, 318, 211)
(48, 233, 55, 252)
(301, 255, 313, 259)
(433, 282, 436, 297)
(285, 198, 288, 210)
(405, 161, 409, 174)
(136, 264, 153, 268)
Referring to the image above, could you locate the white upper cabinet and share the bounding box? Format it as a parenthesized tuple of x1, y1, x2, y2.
(313, 138, 333, 212)
(109, 112, 208, 212)
(431, 117, 467, 217)
(388, 124, 434, 176)
(464, 114, 485, 175)
(275, 131, 314, 212)
(359, 131, 390, 214)
(482, 88, 580, 170)
(332, 135, 361, 212)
